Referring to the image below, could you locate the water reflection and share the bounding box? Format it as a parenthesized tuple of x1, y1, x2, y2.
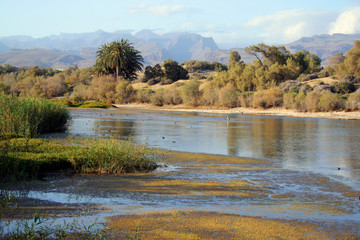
(56, 109, 359, 188)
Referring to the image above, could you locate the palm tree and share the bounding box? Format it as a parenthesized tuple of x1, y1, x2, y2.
(95, 39, 144, 80)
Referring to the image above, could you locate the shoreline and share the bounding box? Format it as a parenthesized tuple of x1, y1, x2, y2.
(112, 103, 360, 120)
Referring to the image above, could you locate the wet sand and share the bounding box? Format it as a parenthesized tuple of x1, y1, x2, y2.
(112, 104, 360, 120)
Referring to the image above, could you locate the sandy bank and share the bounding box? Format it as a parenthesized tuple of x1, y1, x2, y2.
(113, 103, 360, 120)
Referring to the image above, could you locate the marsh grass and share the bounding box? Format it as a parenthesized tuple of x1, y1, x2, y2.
(0, 93, 69, 138)
(0, 137, 157, 181)
(71, 137, 157, 174)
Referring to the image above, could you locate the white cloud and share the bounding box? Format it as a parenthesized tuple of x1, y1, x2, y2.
(130, 3, 190, 16)
(329, 7, 360, 34)
(244, 9, 334, 44)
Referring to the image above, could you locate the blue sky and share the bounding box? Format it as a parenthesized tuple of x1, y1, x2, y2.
(1, 0, 360, 48)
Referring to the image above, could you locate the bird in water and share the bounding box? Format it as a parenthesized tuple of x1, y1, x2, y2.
(226, 116, 230, 121)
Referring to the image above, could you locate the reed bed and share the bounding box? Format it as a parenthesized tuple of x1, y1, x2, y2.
(0, 93, 69, 138)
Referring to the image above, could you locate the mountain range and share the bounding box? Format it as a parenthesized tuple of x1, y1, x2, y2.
(0, 30, 359, 69)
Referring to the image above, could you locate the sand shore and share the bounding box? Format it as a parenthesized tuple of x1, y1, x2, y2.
(113, 103, 360, 120)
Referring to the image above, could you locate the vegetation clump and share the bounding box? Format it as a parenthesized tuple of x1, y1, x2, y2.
(0, 93, 69, 138)
(0, 137, 157, 181)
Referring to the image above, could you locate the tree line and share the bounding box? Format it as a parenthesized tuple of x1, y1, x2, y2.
(0, 39, 359, 112)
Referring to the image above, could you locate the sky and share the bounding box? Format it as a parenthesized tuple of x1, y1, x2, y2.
(1, 0, 360, 48)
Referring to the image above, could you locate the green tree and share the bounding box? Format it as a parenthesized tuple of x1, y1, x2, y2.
(292, 50, 321, 74)
(327, 52, 344, 74)
(95, 39, 144, 80)
(228, 51, 242, 69)
(162, 59, 189, 82)
(343, 40, 360, 76)
(245, 43, 290, 66)
(143, 64, 164, 82)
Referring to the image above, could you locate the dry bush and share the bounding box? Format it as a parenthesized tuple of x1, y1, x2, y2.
(135, 89, 153, 104)
(283, 92, 307, 111)
(283, 92, 296, 109)
(10, 77, 35, 96)
(181, 80, 200, 106)
(201, 82, 219, 106)
(88, 75, 117, 103)
(163, 86, 182, 105)
(218, 83, 239, 108)
(116, 80, 134, 103)
(150, 89, 164, 106)
(305, 91, 321, 112)
(252, 87, 283, 109)
(238, 92, 253, 108)
(345, 89, 360, 110)
(38, 75, 67, 97)
(71, 84, 89, 102)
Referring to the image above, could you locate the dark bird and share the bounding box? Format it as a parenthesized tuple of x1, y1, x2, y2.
(338, 167, 341, 170)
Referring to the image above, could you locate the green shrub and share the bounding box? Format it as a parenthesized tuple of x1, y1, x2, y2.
(331, 81, 356, 94)
(181, 80, 200, 106)
(318, 91, 344, 111)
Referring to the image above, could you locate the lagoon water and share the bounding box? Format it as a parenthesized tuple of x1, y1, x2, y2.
(62, 108, 360, 188)
(11, 108, 359, 235)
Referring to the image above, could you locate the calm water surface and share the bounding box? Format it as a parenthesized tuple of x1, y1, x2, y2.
(59, 108, 360, 187)
(5, 108, 358, 234)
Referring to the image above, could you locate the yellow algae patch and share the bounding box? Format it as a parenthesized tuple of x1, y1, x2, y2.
(134, 178, 268, 197)
(205, 164, 279, 173)
(142, 179, 250, 188)
(160, 150, 266, 166)
(106, 210, 356, 240)
(342, 190, 360, 198)
(271, 193, 297, 199)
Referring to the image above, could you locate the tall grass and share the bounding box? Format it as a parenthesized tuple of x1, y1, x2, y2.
(72, 138, 157, 174)
(0, 93, 69, 138)
(0, 137, 157, 181)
